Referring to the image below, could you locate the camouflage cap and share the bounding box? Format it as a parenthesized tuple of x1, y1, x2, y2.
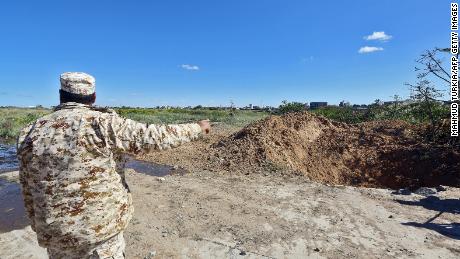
(60, 72, 95, 95)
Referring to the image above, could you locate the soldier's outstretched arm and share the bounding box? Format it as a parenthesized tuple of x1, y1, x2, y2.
(105, 114, 209, 153)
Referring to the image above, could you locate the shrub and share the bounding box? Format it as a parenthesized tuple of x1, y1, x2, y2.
(278, 101, 305, 114)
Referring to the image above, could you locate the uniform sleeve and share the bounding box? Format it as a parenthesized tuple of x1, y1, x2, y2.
(103, 114, 203, 153)
(17, 123, 37, 231)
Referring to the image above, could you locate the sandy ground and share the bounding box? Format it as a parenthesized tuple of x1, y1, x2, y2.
(1, 169, 459, 259)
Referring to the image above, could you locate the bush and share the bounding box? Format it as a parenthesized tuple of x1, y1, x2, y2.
(278, 101, 305, 114)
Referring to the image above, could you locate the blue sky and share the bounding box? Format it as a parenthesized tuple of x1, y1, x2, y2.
(0, 0, 451, 107)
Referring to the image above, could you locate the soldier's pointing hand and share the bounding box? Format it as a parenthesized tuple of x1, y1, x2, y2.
(198, 119, 211, 134)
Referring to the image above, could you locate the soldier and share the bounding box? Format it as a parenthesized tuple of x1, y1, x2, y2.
(17, 72, 210, 259)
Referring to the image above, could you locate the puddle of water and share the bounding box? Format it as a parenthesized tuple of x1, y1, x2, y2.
(0, 144, 18, 173)
(0, 144, 27, 232)
(0, 178, 30, 233)
(125, 158, 188, 177)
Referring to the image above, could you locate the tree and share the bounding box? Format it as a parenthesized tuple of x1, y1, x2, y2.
(364, 99, 384, 121)
(386, 94, 403, 119)
(407, 80, 445, 138)
(415, 48, 451, 89)
(407, 48, 451, 140)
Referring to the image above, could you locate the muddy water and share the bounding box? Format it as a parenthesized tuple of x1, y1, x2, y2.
(0, 144, 18, 173)
(0, 143, 185, 232)
(0, 178, 29, 233)
(0, 143, 28, 232)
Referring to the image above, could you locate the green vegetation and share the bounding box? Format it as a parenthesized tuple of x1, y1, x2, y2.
(0, 107, 50, 143)
(0, 107, 268, 144)
(309, 102, 450, 125)
(278, 100, 305, 114)
(277, 98, 449, 125)
(310, 106, 368, 124)
(116, 107, 268, 126)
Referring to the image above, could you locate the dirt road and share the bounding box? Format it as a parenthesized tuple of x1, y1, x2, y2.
(1, 169, 459, 258)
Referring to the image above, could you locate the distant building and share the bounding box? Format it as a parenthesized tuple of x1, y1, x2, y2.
(352, 104, 369, 109)
(241, 104, 254, 110)
(383, 101, 397, 106)
(309, 102, 328, 110)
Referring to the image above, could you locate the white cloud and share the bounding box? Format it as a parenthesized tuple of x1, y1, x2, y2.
(364, 31, 392, 41)
(301, 56, 314, 63)
(358, 46, 384, 54)
(180, 64, 200, 71)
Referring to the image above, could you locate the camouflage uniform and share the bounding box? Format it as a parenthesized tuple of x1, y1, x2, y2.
(17, 101, 202, 259)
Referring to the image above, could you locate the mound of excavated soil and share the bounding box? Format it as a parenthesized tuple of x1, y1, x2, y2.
(211, 112, 460, 189)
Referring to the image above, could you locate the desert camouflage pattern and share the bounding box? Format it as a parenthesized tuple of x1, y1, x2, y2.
(17, 102, 202, 251)
(47, 232, 125, 259)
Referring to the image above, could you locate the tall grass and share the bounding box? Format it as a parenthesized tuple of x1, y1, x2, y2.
(116, 108, 268, 127)
(0, 108, 50, 143)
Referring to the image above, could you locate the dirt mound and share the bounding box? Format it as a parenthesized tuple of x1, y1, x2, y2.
(211, 112, 460, 189)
